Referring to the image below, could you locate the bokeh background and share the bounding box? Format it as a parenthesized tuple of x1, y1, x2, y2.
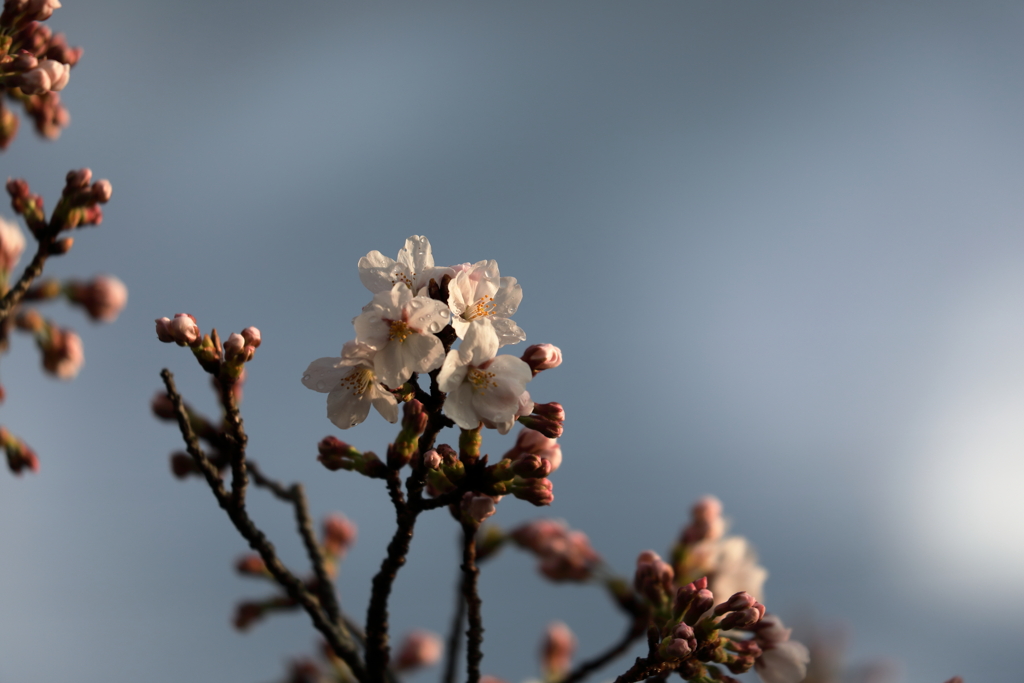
(2, 1, 1023, 681)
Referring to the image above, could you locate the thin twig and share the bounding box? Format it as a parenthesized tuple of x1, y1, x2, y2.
(161, 369, 365, 681)
(460, 521, 483, 683)
(560, 620, 646, 683)
(611, 656, 666, 683)
(365, 481, 418, 683)
(216, 376, 249, 509)
(441, 578, 466, 683)
(0, 244, 47, 321)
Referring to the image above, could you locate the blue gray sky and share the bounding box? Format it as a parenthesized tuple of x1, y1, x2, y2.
(1, 2, 1023, 681)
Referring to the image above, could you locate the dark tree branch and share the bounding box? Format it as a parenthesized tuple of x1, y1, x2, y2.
(161, 369, 365, 682)
(460, 521, 483, 683)
(0, 242, 48, 321)
(441, 578, 466, 683)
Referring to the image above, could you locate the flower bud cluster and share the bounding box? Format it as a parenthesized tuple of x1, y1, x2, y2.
(316, 436, 386, 478)
(510, 519, 600, 582)
(60, 275, 128, 321)
(0, 2, 82, 147)
(670, 495, 767, 608)
(13, 309, 82, 378)
(616, 498, 807, 683)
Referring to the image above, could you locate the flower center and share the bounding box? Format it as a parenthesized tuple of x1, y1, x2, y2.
(468, 367, 497, 393)
(391, 272, 414, 289)
(388, 319, 412, 342)
(463, 295, 496, 321)
(339, 367, 374, 396)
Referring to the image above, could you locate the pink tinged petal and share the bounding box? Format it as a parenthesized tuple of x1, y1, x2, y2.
(755, 641, 809, 683)
(490, 317, 526, 347)
(338, 340, 377, 367)
(445, 384, 483, 431)
(438, 350, 469, 392)
(326, 386, 373, 429)
(302, 358, 347, 393)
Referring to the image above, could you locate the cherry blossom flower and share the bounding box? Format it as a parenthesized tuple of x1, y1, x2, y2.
(302, 340, 398, 429)
(394, 630, 443, 671)
(353, 284, 450, 387)
(438, 322, 532, 434)
(358, 235, 453, 295)
(751, 614, 810, 683)
(447, 259, 525, 347)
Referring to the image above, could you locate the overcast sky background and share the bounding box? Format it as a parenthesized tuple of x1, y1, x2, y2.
(1, 2, 1023, 682)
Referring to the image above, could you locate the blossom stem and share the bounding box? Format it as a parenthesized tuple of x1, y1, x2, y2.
(160, 369, 365, 680)
(0, 240, 47, 322)
(441, 577, 466, 683)
(461, 520, 484, 683)
(559, 620, 647, 683)
(248, 460, 344, 630)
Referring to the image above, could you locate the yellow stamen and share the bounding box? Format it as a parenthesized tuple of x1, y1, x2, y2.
(468, 367, 497, 393)
(339, 368, 374, 396)
(388, 319, 412, 342)
(463, 295, 496, 321)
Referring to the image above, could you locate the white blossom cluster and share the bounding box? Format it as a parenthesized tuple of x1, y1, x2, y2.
(302, 236, 537, 432)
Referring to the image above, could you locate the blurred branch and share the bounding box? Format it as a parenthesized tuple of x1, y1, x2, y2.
(160, 368, 365, 682)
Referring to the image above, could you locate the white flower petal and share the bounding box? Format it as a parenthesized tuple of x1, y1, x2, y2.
(371, 391, 400, 424)
(302, 357, 347, 393)
(358, 250, 399, 293)
(326, 386, 373, 429)
(444, 383, 482, 430)
(438, 350, 469, 392)
(490, 317, 526, 347)
(755, 641, 810, 683)
(401, 332, 445, 375)
(375, 341, 411, 388)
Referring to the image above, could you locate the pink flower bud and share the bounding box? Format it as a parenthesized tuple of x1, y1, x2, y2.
(462, 493, 497, 525)
(394, 630, 443, 671)
(682, 589, 716, 626)
(70, 275, 127, 322)
(235, 554, 267, 576)
(240, 325, 261, 347)
(517, 414, 563, 438)
(505, 428, 562, 472)
(155, 313, 199, 346)
(90, 179, 112, 203)
(42, 327, 83, 379)
(422, 449, 442, 469)
(531, 402, 565, 423)
(511, 453, 552, 478)
(718, 607, 763, 631)
(151, 391, 176, 420)
(634, 551, 675, 605)
(17, 66, 50, 95)
(25, 0, 61, 22)
(541, 621, 576, 678)
(714, 591, 757, 616)
(223, 332, 247, 361)
(36, 58, 67, 90)
(8, 52, 38, 72)
(512, 477, 554, 506)
(681, 495, 725, 544)
(521, 343, 562, 374)
(321, 513, 357, 556)
(65, 167, 91, 189)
